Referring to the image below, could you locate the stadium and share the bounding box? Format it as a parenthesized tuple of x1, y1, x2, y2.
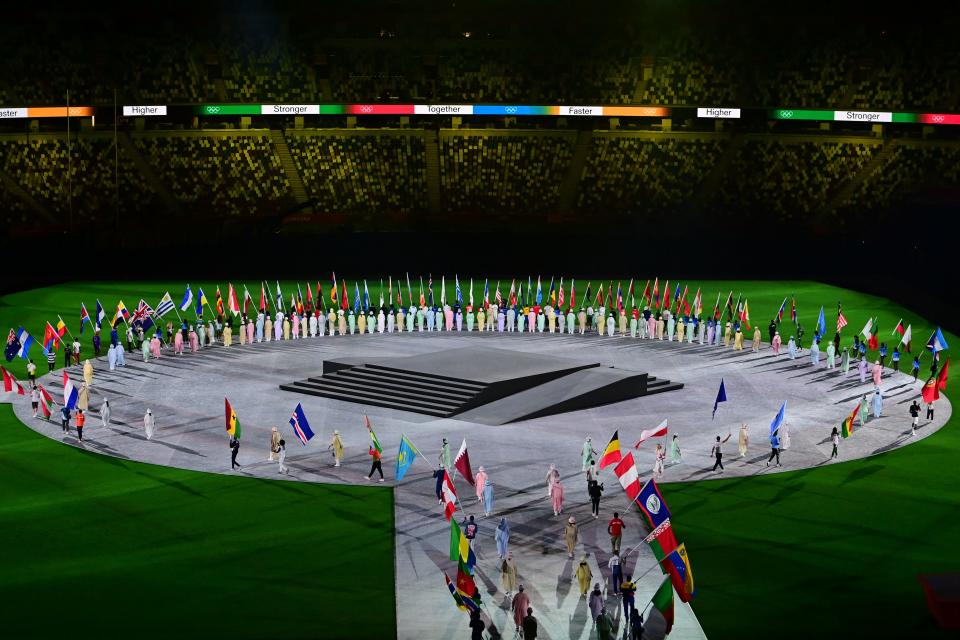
(1, 2, 957, 639)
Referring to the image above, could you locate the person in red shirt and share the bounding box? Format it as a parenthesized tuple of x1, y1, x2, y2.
(75, 409, 86, 442)
(607, 512, 625, 554)
(366, 446, 384, 482)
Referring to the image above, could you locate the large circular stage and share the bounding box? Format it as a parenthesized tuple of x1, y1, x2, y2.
(11, 329, 950, 640)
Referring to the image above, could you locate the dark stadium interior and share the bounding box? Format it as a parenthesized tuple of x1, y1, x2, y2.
(1, 1, 957, 328)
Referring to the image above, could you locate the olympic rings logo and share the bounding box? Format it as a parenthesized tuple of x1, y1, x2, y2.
(360, 105, 373, 113)
(206, 106, 221, 114)
(505, 106, 518, 114)
(779, 110, 793, 119)
(932, 115, 944, 123)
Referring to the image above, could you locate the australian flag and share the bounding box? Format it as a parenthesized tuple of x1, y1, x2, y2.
(289, 403, 315, 445)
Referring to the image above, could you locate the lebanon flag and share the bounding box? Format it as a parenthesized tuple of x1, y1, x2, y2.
(454, 439, 475, 485)
(598, 431, 622, 470)
(441, 470, 458, 521)
(1, 366, 25, 395)
(614, 452, 642, 501)
(635, 419, 668, 448)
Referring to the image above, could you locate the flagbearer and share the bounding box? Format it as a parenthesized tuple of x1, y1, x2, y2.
(366, 444, 384, 482)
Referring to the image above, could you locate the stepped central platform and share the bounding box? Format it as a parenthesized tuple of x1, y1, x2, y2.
(279, 346, 682, 423)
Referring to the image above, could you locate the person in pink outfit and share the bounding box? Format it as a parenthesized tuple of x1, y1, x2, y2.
(772, 331, 782, 355)
(550, 478, 565, 516)
(647, 314, 656, 339)
(444, 305, 454, 331)
(511, 586, 531, 634)
(292, 314, 300, 339)
(149, 335, 162, 358)
(474, 465, 488, 504)
(246, 320, 254, 344)
(872, 360, 883, 386)
(188, 327, 199, 353)
(174, 330, 184, 354)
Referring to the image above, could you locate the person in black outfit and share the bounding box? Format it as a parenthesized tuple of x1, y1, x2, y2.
(768, 319, 777, 343)
(926, 402, 935, 420)
(833, 332, 841, 355)
(468, 609, 485, 640)
(588, 480, 604, 518)
(909, 400, 920, 436)
(432, 463, 445, 504)
(230, 437, 241, 469)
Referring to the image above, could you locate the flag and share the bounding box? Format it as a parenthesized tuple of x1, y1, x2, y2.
(418, 276, 425, 307)
(243, 286, 253, 315)
(94, 299, 106, 330)
(922, 373, 941, 404)
(570, 279, 576, 308)
(43, 321, 60, 354)
(649, 575, 675, 635)
(453, 439, 475, 485)
(868, 319, 879, 350)
(215, 287, 225, 316)
(179, 286, 193, 313)
(15, 327, 34, 360)
(428, 274, 434, 306)
(455, 560, 479, 608)
(712, 378, 727, 419)
(841, 402, 860, 438)
(508, 279, 516, 306)
(306, 281, 314, 309)
(449, 518, 477, 570)
(900, 324, 913, 352)
(634, 419, 668, 448)
(354, 282, 361, 313)
(663, 544, 696, 602)
(112, 300, 130, 327)
(790, 296, 797, 323)
(549, 277, 556, 306)
(815, 306, 825, 338)
(692, 287, 702, 316)
(652, 278, 659, 308)
(4, 331, 19, 362)
(132, 300, 155, 332)
(613, 452, 642, 501)
(455, 275, 462, 305)
(363, 280, 370, 311)
(483, 279, 489, 309)
(331, 273, 339, 307)
(641, 279, 651, 306)
(289, 402, 315, 445)
(837, 303, 848, 332)
(644, 519, 679, 564)
(444, 573, 467, 611)
(616, 281, 623, 311)
(636, 478, 672, 529)
(770, 401, 786, 437)
(196, 288, 208, 317)
(364, 415, 382, 453)
(156, 292, 175, 318)
(441, 470, 457, 520)
(535, 275, 542, 305)
(228, 284, 240, 316)
(598, 431, 622, 470)
(80, 303, 91, 333)
(776, 297, 787, 323)
(1, 366, 25, 395)
(275, 281, 283, 311)
(860, 317, 874, 339)
(558, 278, 565, 308)
(317, 281, 324, 308)
(225, 398, 241, 439)
(495, 281, 502, 306)
(440, 276, 446, 306)
(38, 385, 53, 418)
(927, 327, 949, 354)
(938, 358, 949, 390)
(396, 434, 420, 481)
(892, 319, 905, 337)
(63, 371, 78, 409)
(341, 280, 348, 311)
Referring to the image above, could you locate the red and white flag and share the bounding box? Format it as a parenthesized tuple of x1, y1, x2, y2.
(1, 366, 25, 395)
(227, 284, 240, 316)
(837, 303, 848, 332)
(454, 439, 475, 486)
(441, 470, 458, 521)
(614, 452, 642, 501)
(38, 385, 53, 418)
(634, 419, 668, 448)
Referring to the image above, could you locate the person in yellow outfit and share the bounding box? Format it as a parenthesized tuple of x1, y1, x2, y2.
(83, 359, 94, 386)
(733, 326, 744, 350)
(575, 556, 593, 596)
(222, 324, 232, 347)
(328, 430, 344, 467)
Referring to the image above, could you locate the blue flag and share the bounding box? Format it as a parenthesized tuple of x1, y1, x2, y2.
(354, 282, 361, 313)
(179, 285, 193, 312)
(927, 327, 949, 353)
(636, 478, 672, 529)
(712, 378, 727, 419)
(289, 402, 315, 445)
(396, 434, 419, 481)
(363, 281, 370, 311)
(816, 306, 826, 339)
(95, 299, 106, 329)
(15, 327, 34, 360)
(770, 401, 786, 437)
(455, 276, 462, 305)
(195, 288, 206, 317)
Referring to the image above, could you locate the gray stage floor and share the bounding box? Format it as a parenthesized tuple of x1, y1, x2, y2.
(8, 329, 949, 640)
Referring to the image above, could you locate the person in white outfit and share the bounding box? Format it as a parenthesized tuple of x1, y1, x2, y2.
(144, 408, 155, 440)
(278, 439, 288, 474)
(100, 398, 111, 426)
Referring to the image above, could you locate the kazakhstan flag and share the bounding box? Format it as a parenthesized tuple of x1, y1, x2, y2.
(396, 434, 419, 481)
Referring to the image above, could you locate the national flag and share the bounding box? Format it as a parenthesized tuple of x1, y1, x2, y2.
(922, 372, 941, 404)
(225, 398, 241, 439)
(770, 401, 786, 437)
(43, 322, 60, 354)
(354, 282, 361, 313)
(428, 274, 434, 306)
(634, 419, 668, 448)
(79, 304, 91, 333)
(790, 296, 797, 323)
(14, 327, 34, 360)
(317, 281, 324, 308)
(156, 293, 175, 318)
(228, 284, 240, 316)
(712, 378, 727, 419)
(444, 573, 467, 611)
(378, 278, 384, 308)
(112, 300, 130, 327)
(558, 278, 565, 308)
(837, 303, 848, 332)
(195, 288, 207, 317)
(508, 279, 516, 306)
(242, 285, 253, 315)
(893, 318, 905, 337)
(692, 288, 702, 317)
(900, 324, 912, 352)
(549, 277, 556, 306)
(449, 518, 477, 571)
(663, 543, 696, 602)
(652, 278, 659, 308)
(740, 299, 751, 329)
(613, 452, 642, 501)
(644, 519, 680, 565)
(483, 279, 489, 309)
(396, 434, 421, 481)
(63, 371, 78, 409)
(440, 276, 446, 306)
(38, 385, 53, 418)
(641, 279, 651, 306)
(712, 292, 721, 320)
(616, 281, 623, 311)
(289, 402, 315, 445)
(306, 281, 314, 309)
(776, 297, 787, 323)
(259, 282, 268, 312)
(595, 282, 604, 308)
(672, 282, 681, 310)
(132, 300, 155, 331)
(569, 279, 576, 308)
(724, 291, 735, 321)
(441, 470, 457, 520)
(455, 560, 479, 608)
(275, 281, 283, 311)
(453, 439, 475, 485)
(598, 431, 622, 470)
(868, 319, 879, 350)
(406, 273, 413, 306)
(660, 280, 669, 310)
(627, 279, 635, 308)
(341, 280, 348, 311)
(535, 275, 542, 305)
(362, 280, 370, 311)
(676, 285, 687, 315)
(495, 281, 502, 306)
(816, 306, 826, 338)
(455, 275, 462, 305)
(364, 415, 382, 453)
(938, 358, 949, 390)
(927, 327, 949, 354)
(860, 317, 874, 339)
(178, 287, 193, 313)
(1, 366, 25, 395)
(841, 402, 860, 438)
(649, 575, 675, 635)
(331, 273, 339, 307)
(636, 478, 672, 530)
(215, 287, 225, 316)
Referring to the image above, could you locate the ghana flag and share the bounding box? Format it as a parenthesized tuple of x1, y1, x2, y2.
(225, 398, 241, 439)
(841, 402, 860, 438)
(650, 575, 675, 635)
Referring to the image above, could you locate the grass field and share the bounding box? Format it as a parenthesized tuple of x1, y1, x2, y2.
(0, 279, 955, 639)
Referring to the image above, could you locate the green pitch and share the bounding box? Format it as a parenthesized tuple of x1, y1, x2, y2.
(1, 280, 956, 638)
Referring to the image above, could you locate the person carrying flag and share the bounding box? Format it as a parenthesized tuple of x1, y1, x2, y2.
(366, 443, 384, 482)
